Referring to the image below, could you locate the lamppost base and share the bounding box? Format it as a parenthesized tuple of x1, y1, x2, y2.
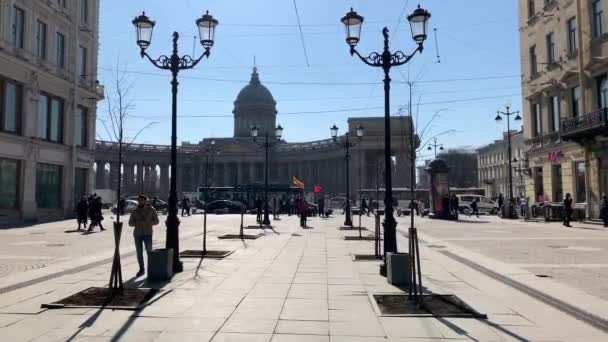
(379, 263, 387, 277)
(344, 218, 353, 226)
(165, 214, 183, 274)
(262, 218, 271, 226)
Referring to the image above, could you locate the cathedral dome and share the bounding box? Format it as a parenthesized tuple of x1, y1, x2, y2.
(233, 67, 278, 138)
(235, 67, 276, 107)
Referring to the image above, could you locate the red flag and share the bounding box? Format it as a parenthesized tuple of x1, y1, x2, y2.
(314, 185, 322, 193)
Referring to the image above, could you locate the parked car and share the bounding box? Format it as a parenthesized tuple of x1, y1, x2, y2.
(205, 200, 246, 214)
(150, 198, 168, 211)
(111, 199, 138, 215)
(456, 194, 499, 215)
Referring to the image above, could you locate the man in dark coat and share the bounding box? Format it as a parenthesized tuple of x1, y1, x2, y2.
(600, 194, 608, 227)
(75, 195, 89, 230)
(563, 193, 573, 227)
(256, 197, 263, 223)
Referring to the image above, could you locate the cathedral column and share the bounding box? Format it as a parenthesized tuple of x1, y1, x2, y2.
(159, 164, 169, 199)
(250, 163, 256, 183)
(123, 163, 134, 195)
(109, 162, 119, 192)
(95, 161, 106, 189)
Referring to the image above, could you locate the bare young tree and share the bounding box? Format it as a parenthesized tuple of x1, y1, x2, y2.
(101, 64, 156, 291)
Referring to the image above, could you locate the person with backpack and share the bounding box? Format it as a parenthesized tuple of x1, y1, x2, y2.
(88, 196, 106, 232)
(129, 195, 159, 277)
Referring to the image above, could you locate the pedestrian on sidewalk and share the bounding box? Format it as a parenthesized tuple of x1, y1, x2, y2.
(563, 193, 573, 227)
(297, 197, 307, 227)
(256, 197, 263, 223)
(88, 196, 106, 231)
(469, 198, 480, 218)
(180, 197, 190, 217)
(599, 194, 608, 227)
(75, 195, 89, 230)
(129, 195, 159, 277)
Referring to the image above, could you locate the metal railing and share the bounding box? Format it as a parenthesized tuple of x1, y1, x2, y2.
(561, 108, 608, 135)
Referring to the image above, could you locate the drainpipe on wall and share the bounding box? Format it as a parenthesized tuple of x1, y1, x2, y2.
(575, 0, 593, 219)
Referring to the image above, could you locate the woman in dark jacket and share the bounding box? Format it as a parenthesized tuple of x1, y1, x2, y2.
(88, 197, 106, 232)
(75, 195, 89, 230)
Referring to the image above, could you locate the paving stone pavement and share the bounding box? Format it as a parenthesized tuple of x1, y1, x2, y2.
(0, 213, 606, 341)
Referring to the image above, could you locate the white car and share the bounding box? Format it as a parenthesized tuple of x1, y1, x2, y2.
(111, 199, 138, 214)
(456, 195, 499, 215)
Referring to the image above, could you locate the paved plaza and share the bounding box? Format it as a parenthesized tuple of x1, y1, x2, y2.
(0, 213, 607, 341)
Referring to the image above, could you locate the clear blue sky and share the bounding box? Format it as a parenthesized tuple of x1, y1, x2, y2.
(97, 0, 522, 162)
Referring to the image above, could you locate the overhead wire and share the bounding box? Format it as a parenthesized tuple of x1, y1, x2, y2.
(292, 0, 310, 66)
(122, 93, 521, 120)
(97, 66, 520, 86)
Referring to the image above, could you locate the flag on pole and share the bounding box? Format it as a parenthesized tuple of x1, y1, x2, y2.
(292, 176, 305, 189)
(314, 185, 322, 193)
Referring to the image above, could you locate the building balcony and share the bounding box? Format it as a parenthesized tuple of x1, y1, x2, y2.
(525, 131, 560, 150)
(561, 108, 608, 143)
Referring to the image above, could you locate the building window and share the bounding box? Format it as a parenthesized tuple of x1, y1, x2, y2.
(37, 94, 64, 143)
(81, 0, 88, 23)
(532, 102, 542, 136)
(56, 32, 65, 69)
(571, 86, 581, 117)
(593, 0, 604, 38)
(528, 0, 536, 18)
(75, 107, 87, 147)
(575, 161, 586, 203)
(529, 45, 537, 76)
(12, 6, 25, 48)
(57, 0, 66, 7)
(552, 164, 563, 202)
(1, 79, 22, 133)
(36, 163, 62, 209)
(74, 168, 88, 205)
(550, 95, 560, 132)
(546, 32, 555, 64)
(79, 46, 87, 79)
(0, 158, 19, 209)
(597, 75, 608, 109)
(534, 167, 544, 202)
(567, 17, 577, 54)
(35, 20, 47, 60)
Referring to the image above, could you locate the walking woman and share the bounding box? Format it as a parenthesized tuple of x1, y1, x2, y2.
(75, 195, 89, 230)
(88, 196, 106, 232)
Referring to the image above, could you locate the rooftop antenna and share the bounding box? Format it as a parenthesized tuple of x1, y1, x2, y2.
(433, 28, 441, 63)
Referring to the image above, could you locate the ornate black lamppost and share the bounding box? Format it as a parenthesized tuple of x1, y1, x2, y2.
(427, 138, 444, 158)
(341, 6, 431, 259)
(251, 125, 283, 226)
(330, 124, 364, 227)
(132, 10, 218, 273)
(495, 106, 521, 219)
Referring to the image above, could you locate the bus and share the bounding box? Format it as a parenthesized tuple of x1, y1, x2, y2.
(197, 183, 304, 209)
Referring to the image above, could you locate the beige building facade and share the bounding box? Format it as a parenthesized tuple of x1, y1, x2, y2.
(0, 0, 102, 224)
(519, 0, 608, 217)
(477, 131, 526, 199)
